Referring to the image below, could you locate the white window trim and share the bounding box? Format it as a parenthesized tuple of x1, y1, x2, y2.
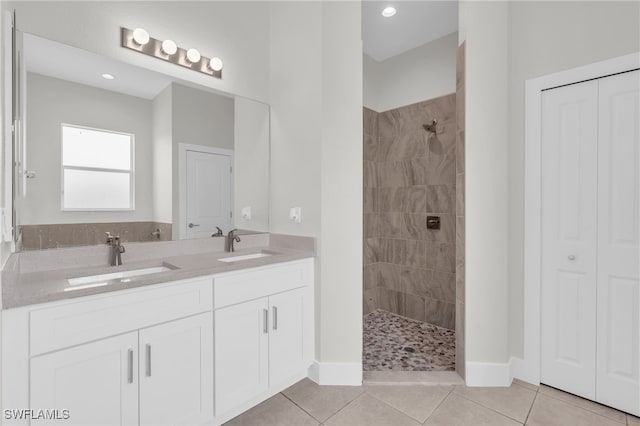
(60, 123, 135, 212)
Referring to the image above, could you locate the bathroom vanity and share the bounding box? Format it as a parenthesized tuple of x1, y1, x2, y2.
(1, 235, 315, 425)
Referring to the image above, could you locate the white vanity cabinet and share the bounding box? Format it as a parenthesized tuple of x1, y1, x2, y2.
(138, 312, 214, 426)
(214, 297, 269, 414)
(212, 259, 314, 423)
(31, 313, 213, 426)
(3, 277, 214, 426)
(1, 257, 314, 426)
(31, 332, 140, 425)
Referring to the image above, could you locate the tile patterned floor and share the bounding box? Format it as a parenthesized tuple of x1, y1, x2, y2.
(363, 309, 455, 371)
(225, 378, 639, 426)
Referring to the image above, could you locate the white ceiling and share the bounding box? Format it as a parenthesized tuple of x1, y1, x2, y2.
(25, 4, 459, 95)
(362, 1, 458, 62)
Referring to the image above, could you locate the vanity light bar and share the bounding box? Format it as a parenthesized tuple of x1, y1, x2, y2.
(120, 27, 222, 79)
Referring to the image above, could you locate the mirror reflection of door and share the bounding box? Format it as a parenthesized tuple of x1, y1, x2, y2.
(185, 149, 232, 239)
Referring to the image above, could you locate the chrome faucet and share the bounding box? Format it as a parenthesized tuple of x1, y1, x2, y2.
(225, 229, 241, 252)
(105, 232, 126, 266)
(211, 226, 224, 237)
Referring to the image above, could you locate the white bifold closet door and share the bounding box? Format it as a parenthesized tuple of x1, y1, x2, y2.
(541, 69, 639, 416)
(596, 70, 639, 414)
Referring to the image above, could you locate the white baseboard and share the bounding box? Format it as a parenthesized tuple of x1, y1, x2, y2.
(465, 359, 514, 387)
(308, 361, 362, 386)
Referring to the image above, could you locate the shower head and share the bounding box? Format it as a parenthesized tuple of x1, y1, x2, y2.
(423, 119, 438, 134)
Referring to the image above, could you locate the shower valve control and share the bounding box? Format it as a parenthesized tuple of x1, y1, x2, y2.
(426, 216, 441, 230)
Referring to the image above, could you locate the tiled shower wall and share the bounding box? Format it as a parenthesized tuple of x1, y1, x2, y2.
(364, 94, 457, 330)
(455, 42, 466, 377)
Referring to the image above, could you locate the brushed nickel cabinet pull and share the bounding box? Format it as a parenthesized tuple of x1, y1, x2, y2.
(127, 349, 133, 384)
(273, 306, 278, 330)
(263, 309, 269, 334)
(145, 344, 151, 377)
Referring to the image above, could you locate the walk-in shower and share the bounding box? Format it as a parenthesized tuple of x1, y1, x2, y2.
(363, 94, 457, 372)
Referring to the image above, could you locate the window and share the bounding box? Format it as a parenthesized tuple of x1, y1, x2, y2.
(61, 124, 134, 210)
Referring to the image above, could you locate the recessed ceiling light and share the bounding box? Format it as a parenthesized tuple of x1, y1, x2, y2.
(381, 6, 396, 17)
(101, 73, 115, 80)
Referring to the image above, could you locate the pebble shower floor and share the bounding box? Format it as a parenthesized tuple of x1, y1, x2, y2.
(363, 309, 455, 371)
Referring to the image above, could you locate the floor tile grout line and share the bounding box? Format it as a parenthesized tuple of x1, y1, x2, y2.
(421, 385, 455, 425)
(450, 388, 530, 424)
(523, 389, 539, 425)
(453, 383, 538, 424)
(278, 391, 326, 424)
(320, 390, 375, 425)
(362, 388, 426, 424)
(282, 384, 367, 425)
(365, 384, 456, 423)
(538, 385, 627, 424)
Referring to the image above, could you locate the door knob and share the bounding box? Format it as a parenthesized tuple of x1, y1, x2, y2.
(188, 223, 200, 228)
(568, 255, 576, 261)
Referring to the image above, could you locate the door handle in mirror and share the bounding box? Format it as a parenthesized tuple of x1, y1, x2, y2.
(188, 223, 200, 228)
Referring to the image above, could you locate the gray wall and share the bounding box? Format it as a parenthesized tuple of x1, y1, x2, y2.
(234, 97, 269, 232)
(364, 32, 458, 113)
(23, 72, 154, 224)
(171, 83, 234, 149)
(152, 84, 173, 224)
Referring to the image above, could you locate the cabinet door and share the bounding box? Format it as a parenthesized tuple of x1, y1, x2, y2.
(139, 312, 214, 426)
(268, 288, 309, 386)
(214, 297, 269, 416)
(30, 332, 138, 426)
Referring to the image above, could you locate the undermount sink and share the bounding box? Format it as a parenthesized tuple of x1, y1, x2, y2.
(67, 265, 176, 287)
(218, 252, 272, 263)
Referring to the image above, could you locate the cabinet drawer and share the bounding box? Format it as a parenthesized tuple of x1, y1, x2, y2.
(214, 259, 313, 309)
(30, 278, 213, 356)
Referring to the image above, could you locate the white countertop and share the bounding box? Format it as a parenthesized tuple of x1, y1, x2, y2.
(2, 234, 315, 309)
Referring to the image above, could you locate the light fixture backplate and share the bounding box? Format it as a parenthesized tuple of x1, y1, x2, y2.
(121, 27, 221, 79)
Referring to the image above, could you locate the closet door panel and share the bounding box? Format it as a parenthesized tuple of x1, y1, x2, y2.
(596, 69, 640, 416)
(540, 80, 599, 400)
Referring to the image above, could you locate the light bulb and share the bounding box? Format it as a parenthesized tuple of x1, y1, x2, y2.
(381, 6, 396, 17)
(161, 39, 177, 55)
(209, 57, 223, 72)
(132, 28, 150, 46)
(186, 48, 201, 64)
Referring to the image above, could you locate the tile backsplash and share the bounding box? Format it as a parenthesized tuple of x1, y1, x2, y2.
(20, 222, 172, 250)
(364, 93, 457, 330)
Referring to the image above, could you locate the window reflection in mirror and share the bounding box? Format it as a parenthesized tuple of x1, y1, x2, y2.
(61, 124, 134, 211)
